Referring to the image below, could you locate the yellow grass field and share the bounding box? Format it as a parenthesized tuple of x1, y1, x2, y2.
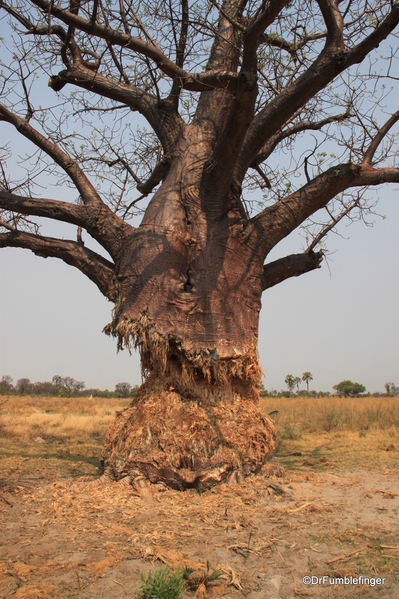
(1, 395, 398, 598)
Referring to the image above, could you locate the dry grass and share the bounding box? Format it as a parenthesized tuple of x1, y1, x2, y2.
(261, 395, 399, 434)
(0, 395, 130, 441)
(0, 394, 397, 494)
(1, 395, 399, 598)
(0, 396, 130, 492)
(261, 395, 399, 472)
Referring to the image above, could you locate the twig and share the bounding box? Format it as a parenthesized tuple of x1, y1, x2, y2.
(288, 501, 312, 514)
(326, 549, 363, 564)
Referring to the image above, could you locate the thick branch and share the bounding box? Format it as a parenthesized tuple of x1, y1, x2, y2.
(200, 0, 288, 216)
(254, 163, 399, 256)
(0, 230, 119, 301)
(30, 0, 239, 92)
(0, 104, 102, 208)
(0, 190, 88, 227)
(0, 104, 129, 258)
(48, 63, 180, 150)
(234, 4, 399, 186)
(316, 0, 344, 48)
(364, 110, 399, 164)
(136, 158, 170, 195)
(168, 0, 189, 105)
(262, 250, 323, 290)
(244, 0, 289, 62)
(175, 0, 188, 69)
(194, 1, 245, 132)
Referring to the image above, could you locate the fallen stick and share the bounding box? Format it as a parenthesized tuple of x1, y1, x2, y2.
(326, 549, 363, 565)
(288, 502, 312, 514)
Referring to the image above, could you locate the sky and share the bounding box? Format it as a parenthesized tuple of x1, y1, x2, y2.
(1, 11, 399, 395)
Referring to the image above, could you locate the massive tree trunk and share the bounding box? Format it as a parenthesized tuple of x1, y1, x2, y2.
(101, 126, 276, 490)
(2, 0, 398, 492)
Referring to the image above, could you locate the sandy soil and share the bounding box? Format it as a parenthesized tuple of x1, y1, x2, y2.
(1, 463, 398, 599)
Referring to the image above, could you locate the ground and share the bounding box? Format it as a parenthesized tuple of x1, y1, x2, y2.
(1, 395, 399, 598)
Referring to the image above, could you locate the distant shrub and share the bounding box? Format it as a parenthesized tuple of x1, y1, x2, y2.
(280, 419, 301, 440)
(318, 406, 345, 432)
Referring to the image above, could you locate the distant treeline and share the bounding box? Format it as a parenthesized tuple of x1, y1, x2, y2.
(0, 375, 139, 398)
(260, 380, 399, 398)
(1, 375, 398, 399)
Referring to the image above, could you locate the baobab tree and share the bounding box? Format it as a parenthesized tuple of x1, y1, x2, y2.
(1, 0, 399, 490)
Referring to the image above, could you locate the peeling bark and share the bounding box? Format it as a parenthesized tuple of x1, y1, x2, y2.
(101, 374, 275, 491)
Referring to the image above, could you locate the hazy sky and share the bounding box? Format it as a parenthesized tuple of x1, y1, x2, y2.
(1, 13, 398, 395)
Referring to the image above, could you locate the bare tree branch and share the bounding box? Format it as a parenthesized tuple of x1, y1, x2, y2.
(0, 103, 102, 209)
(0, 190, 88, 227)
(0, 104, 132, 259)
(363, 110, 399, 165)
(29, 0, 239, 92)
(234, 3, 399, 188)
(251, 112, 350, 167)
(0, 229, 119, 301)
(200, 0, 288, 216)
(254, 163, 399, 256)
(306, 196, 360, 252)
(262, 250, 323, 290)
(168, 0, 189, 106)
(316, 0, 344, 48)
(46, 60, 178, 149)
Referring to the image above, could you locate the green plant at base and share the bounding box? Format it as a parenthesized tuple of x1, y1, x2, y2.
(136, 567, 184, 599)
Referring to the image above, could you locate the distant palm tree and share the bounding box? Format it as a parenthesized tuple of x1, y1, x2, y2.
(285, 375, 295, 396)
(294, 377, 301, 394)
(302, 372, 313, 394)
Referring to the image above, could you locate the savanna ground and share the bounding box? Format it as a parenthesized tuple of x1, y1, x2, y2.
(1, 394, 398, 599)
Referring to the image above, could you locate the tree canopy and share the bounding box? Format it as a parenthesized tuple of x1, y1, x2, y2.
(333, 379, 366, 397)
(0, 0, 398, 290)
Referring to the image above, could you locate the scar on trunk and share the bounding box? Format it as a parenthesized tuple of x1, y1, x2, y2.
(104, 309, 263, 389)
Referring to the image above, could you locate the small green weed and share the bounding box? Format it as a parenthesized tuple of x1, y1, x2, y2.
(136, 567, 184, 599)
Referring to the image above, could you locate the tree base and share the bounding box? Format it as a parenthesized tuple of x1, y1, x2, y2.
(101, 375, 276, 490)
